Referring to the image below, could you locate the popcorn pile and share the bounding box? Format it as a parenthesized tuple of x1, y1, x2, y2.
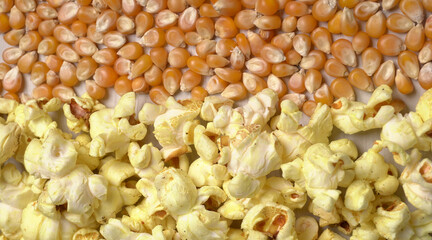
(1, 86, 432, 240)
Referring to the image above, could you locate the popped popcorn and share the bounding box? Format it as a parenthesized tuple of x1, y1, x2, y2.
(1, 86, 431, 240)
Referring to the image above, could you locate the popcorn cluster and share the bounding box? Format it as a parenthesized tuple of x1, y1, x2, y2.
(1, 87, 432, 240)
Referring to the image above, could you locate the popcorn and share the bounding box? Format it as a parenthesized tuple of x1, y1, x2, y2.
(99, 158, 135, 186)
(193, 125, 219, 162)
(128, 142, 164, 180)
(138, 102, 167, 125)
(218, 199, 246, 220)
(241, 202, 297, 240)
(331, 85, 395, 134)
(176, 205, 229, 240)
(344, 180, 375, 211)
(0, 203, 22, 239)
(381, 114, 418, 150)
(188, 158, 229, 187)
(317, 229, 345, 240)
(21, 201, 78, 240)
(373, 196, 411, 240)
(72, 228, 101, 240)
(24, 128, 77, 179)
(302, 143, 354, 212)
(63, 94, 105, 133)
(351, 222, 381, 240)
(155, 168, 197, 217)
(44, 165, 108, 215)
(153, 98, 202, 159)
(400, 152, 432, 214)
(308, 201, 341, 227)
(0, 122, 20, 165)
(241, 88, 279, 126)
(200, 96, 234, 122)
(410, 210, 432, 238)
(93, 185, 124, 224)
(295, 216, 318, 240)
(100, 218, 153, 240)
(329, 139, 358, 160)
(227, 129, 282, 198)
(416, 88, 432, 121)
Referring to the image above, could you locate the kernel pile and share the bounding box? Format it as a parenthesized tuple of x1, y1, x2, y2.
(1, 86, 432, 239)
(0, 0, 431, 115)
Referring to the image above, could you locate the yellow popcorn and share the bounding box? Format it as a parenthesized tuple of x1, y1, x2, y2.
(128, 142, 164, 180)
(295, 216, 318, 240)
(24, 129, 77, 179)
(99, 158, 135, 186)
(355, 144, 390, 181)
(416, 88, 432, 121)
(0, 122, 21, 165)
(113, 92, 136, 118)
(117, 118, 147, 141)
(176, 205, 229, 240)
(410, 210, 432, 238)
(241, 202, 297, 240)
(381, 114, 418, 150)
(188, 158, 229, 187)
(302, 143, 354, 211)
(197, 186, 227, 210)
(153, 98, 201, 159)
(100, 218, 153, 240)
(317, 229, 345, 240)
(72, 228, 101, 240)
(73, 134, 100, 171)
(241, 88, 279, 126)
(21, 201, 78, 240)
(329, 139, 358, 160)
(331, 85, 395, 134)
(373, 196, 411, 240)
(93, 185, 124, 224)
(44, 165, 108, 215)
(263, 177, 307, 210)
(400, 153, 432, 214)
(227, 229, 246, 240)
(193, 125, 219, 162)
(308, 201, 341, 227)
(344, 180, 375, 211)
(200, 96, 234, 122)
(155, 168, 197, 217)
(63, 94, 105, 133)
(218, 199, 246, 220)
(336, 198, 374, 230)
(350, 222, 381, 240)
(0, 202, 22, 239)
(138, 102, 167, 125)
(0, 98, 18, 114)
(228, 129, 282, 183)
(275, 99, 302, 133)
(89, 108, 136, 158)
(119, 180, 141, 206)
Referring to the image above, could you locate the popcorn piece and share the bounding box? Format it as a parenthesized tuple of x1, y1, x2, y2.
(302, 143, 354, 211)
(93, 185, 124, 224)
(128, 142, 164, 180)
(275, 100, 302, 133)
(241, 202, 297, 240)
(72, 228, 101, 240)
(218, 199, 246, 220)
(155, 168, 197, 217)
(119, 180, 141, 206)
(241, 88, 279, 126)
(63, 94, 104, 133)
(400, 153, 432, 214)
(331, 85, 395, 134)
(113, 92, 135, 118)
(344, 180, 375, 211)
(73, 134, 100, 170)
(197, 186, 227, 211)
(24, 129, 77, 179)
(153, 98, 201, 159)
(295, 216, 318, 240)
(176, 205, 229, 240)
(317, 229, 345, 240)
(45, 165, 108, 215)
(351, 222, 381, 240)
(410, 210, 432, 238)
(138, 102, 167, 125)
(0, 203, 22, 239)
(21, 202, 78, 240)
(200, 96, 234, 122)
(100, 218, 153, 240)
(227, 229, 246, 240)
(308, 201, 341, 227)
(0, 98, 19, 114)
(227, 129, 282, 195)
(416, 88, 432, 121)
(329, 139, 358, 160)
(188, 158, 229, 187)
(99, 158, 135, 186)
(381, 114, 418, 150)
(0, 122, 21, 165)
(194, 125, 218, 162)
(373, 196, 411, 240)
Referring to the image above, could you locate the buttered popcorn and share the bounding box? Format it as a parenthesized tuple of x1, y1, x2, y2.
(2, 87, 432, 240)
